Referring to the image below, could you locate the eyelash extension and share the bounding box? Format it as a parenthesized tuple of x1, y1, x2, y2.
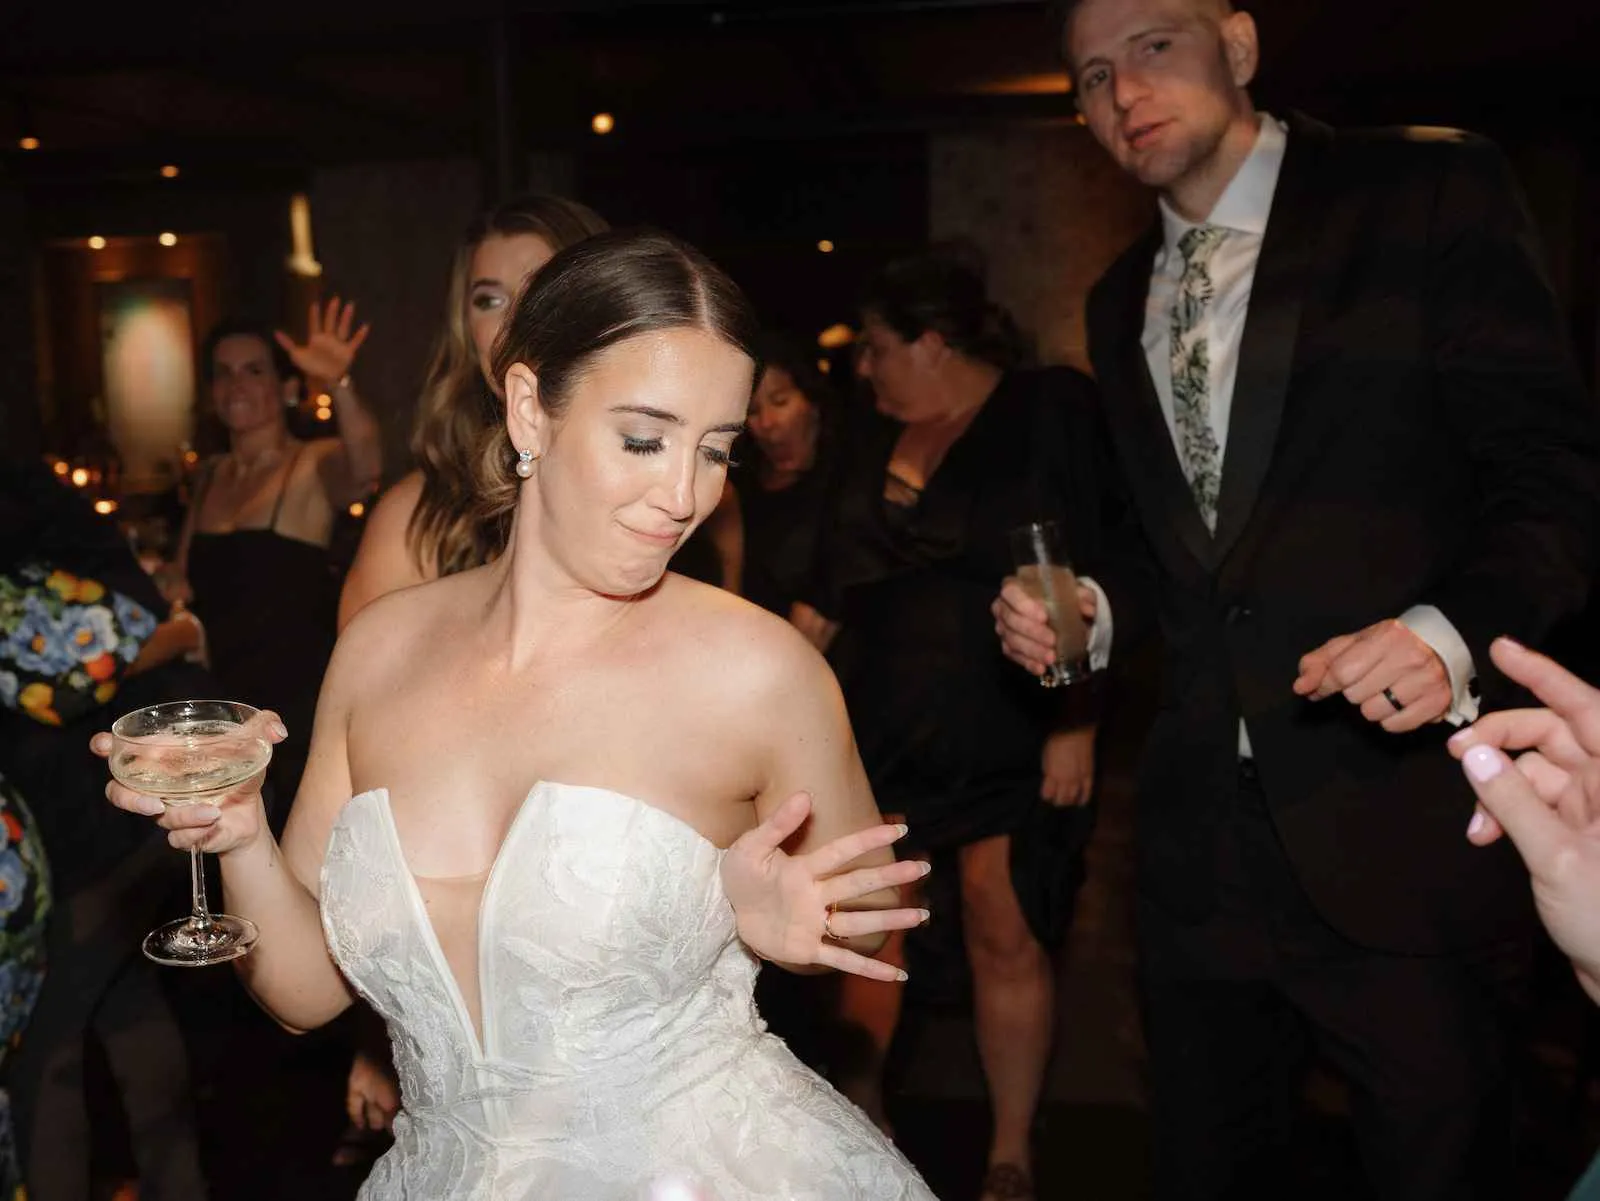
(622, 437, 736, 468)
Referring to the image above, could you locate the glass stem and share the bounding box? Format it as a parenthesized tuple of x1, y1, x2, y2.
(189, 848, 213, 927)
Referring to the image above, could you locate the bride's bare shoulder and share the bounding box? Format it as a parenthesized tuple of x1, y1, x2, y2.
(331, 567, 488, 681)
(658, 575, 832, 694)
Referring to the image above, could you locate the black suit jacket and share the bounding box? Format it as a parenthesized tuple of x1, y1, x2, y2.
(1087, 113, 1600, 954)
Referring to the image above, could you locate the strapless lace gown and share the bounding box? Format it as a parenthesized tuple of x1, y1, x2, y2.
(320, 781, 936, 1200)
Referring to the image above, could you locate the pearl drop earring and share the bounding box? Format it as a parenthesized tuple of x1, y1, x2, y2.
(514, 448, 536, 479)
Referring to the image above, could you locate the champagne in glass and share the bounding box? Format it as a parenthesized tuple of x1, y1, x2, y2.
(1009, 520, 1092, 687)
(109, 700, 270, 966)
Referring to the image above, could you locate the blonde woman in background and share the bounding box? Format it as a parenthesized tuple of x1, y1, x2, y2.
(338, 194, 611, 625)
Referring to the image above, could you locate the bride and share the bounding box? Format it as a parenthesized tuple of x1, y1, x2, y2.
(103, 229, 936, 1200)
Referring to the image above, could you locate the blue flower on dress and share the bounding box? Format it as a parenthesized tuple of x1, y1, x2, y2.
(0, 848, 29, 919)
(59, 603, 119, 663)
(5, 597, 75, 676)
(0, 672, 15, 710)
(112, 592, 158, 642)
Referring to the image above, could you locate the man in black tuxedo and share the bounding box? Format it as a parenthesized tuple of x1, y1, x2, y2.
(994, 0, 1600, 1197)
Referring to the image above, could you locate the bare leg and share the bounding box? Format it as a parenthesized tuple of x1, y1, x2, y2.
(832, 926, 906, 1133)
(960, 834, 1053, 1189)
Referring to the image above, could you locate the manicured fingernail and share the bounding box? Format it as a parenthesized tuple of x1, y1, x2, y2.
(195, 805, 222, 822)
(1448, 727, 1473, 748)
(1467, 811, 1487, 837)
(134, 797, 164, 816)
(895, 823, 909, 839)
(895, 969, 909, 982)
(1463, 745, 1503, 783)
(1497, 636, 1526, 652)
(272, 721, 288, 739)
(917, 861, 932, 877)
(918, 908, 931, 924)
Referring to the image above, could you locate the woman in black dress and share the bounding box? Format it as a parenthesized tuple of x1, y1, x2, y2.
(733, 335, 835, 619)
(802, 247, 1113, 1200)
(176, 311, 381, 819)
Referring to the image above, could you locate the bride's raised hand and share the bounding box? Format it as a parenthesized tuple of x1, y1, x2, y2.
(721, 790, 929, 981)
(91, 710, 288, 856)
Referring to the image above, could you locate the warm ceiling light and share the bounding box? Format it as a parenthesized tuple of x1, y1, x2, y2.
(93, 499, 118, 515)
(315, 405, 333, 422)
(52, 460, 69, 476)
(817, 323, 855, 350)
(591, 112, 615, 135)
(158, 232, 177, 247)
(160, 164, 180, 179)
(286, 192, 323, 277)
(18, 136, 39, 151)
(817, 358, 831, 374)
(70, 467, 90, 487)
(348, 502, 366, 518)
(87, 235, 107, 250)
(816, 239, 835, 254)
(967, 73, 1071, 97)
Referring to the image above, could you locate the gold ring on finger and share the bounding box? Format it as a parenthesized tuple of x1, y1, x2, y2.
(822, 903, 841, 942)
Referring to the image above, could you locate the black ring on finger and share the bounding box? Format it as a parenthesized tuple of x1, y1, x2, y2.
(1382, 686, 1405, 714)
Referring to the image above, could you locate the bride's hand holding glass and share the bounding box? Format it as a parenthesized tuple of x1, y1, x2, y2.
(720, 790, 931, 982)
(94, 708, 287, 857)
(92, 702, 288, 966)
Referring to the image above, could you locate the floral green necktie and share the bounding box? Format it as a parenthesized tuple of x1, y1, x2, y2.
(1169, 224, 1229, 531)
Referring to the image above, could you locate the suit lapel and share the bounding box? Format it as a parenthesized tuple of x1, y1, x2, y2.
(1098, 230, 1219, 573)
(1211, 114, 1332, 563)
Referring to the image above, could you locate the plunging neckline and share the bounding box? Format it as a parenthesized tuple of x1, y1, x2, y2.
(354, 781, 726, 1061)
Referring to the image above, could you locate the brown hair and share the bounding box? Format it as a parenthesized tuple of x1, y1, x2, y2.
(407, 193, 609, 577)
(860, 242, 1034, 371)
(470, 228, 761, 533)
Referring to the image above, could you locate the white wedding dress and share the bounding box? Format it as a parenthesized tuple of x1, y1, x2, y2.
(321, 780, 937, 1200)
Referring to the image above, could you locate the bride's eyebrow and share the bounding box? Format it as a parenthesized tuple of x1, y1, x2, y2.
(609, 405, 744, 435)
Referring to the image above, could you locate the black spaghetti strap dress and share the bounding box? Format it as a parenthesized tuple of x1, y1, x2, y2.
(186, 450, 337, 824)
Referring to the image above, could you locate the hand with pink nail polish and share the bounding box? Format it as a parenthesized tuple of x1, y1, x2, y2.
(1448, 637, 1600, 1003)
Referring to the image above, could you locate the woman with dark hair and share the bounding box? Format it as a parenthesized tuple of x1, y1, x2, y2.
(802, 244, 1114, 1199)
(732, 334, 835, 619)
(104, 229, 935, 1200)
(176, 305, 381, 813)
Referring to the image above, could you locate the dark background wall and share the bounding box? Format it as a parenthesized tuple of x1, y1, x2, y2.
(1, 0, 1594, 468)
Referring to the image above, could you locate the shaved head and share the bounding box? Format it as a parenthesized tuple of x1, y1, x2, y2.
(1051, 0, 1236, 70)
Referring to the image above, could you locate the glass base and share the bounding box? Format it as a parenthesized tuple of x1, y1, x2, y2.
(1039, 658, 1092, 688)
(143, 914, 259, 967)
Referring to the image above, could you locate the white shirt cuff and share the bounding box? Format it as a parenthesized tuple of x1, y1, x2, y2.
(1399, 604, 1479, 725)
(1080, 576, 1113, 671)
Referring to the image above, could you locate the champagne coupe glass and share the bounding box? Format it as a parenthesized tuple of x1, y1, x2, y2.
(108, 700, 270, 966)
(1008, 520, 1092, 688)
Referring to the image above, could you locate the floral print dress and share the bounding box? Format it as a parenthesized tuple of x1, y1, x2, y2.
(0, 565, 157, 726)
(0, 772, 48, 1200)
(0, 564, 151, 1197)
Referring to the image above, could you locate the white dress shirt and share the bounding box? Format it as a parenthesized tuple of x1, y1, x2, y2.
(1082, 115, 1478, 752)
